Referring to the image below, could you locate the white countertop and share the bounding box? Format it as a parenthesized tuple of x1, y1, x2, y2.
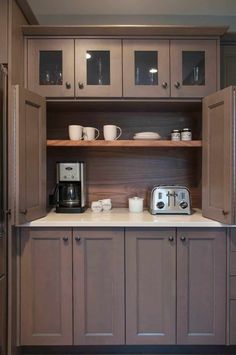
(22, 208, 226, 228)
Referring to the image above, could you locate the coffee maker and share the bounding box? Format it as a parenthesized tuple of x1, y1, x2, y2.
(54, 162, 86, 213)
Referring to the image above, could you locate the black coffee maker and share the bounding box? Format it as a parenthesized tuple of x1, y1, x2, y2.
(53, 162, 86, 213)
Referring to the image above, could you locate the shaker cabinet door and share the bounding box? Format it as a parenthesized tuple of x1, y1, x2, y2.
(177, 228, 226, 345)
(125, 228, 176, 344)
(73, 228, 125, 345)
(20, 228, 73, 345)
(14, 85, 46, 224)
(123, 40, 170, 97)
(202, 86, 235, 223)
(171, 40, 217, 98)
(27, 39, 75, 97)
(75, 39, 122, 97)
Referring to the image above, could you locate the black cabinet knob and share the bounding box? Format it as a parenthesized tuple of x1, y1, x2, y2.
(78, 82, 84, 89)
(174, 81, 180, 89)
(65, 81, 71, 89)
(168, 236, 174, 242)
(162, 82, 168, 89)
(63, 236, 69, 242)
(75, 236, 81, 242)
(20, 209, 28, 215)
(180, 236, 186, 242)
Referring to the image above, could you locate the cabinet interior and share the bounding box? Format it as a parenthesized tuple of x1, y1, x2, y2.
(46, 101, 202, 208)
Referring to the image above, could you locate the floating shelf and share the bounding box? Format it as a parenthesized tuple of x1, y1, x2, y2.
(47, 140, 202, 148)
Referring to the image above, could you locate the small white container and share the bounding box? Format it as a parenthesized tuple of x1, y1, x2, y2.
(91, 201, 103, 213)
(181, 128, 192, 141)
(98, 198, 112, 211)
(128, 197, 144, 213)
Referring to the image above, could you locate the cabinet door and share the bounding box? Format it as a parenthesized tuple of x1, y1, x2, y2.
(171, 40, 217, 98)
(20, 228, 73, 345)
(75, 39, 122, 97)
(73, 228, 125, 345)
(123, 40, 170, 97)
(202, 86, 234, 223)
(27, 39, 74, 97)
(14, 85, 46, 224)
(126, 228, 176, 344)
(177, 228, 226, 345)
(221, 45, 236, 88)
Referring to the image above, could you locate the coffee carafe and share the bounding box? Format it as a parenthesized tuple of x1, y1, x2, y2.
(54, 162, 86, 213)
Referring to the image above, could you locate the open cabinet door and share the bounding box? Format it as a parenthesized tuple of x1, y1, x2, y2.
(202, 86, 235, 224)
(13, 85, 46, 224)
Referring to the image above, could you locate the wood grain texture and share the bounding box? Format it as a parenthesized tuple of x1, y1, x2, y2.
(177, 228, 226, 345)
(20, 228, 73, 345)
(0, 0, 8, 63)
(22, 25, 228, 37)
(73, 228, 125, 345)
(126, 228, 176, 344)
(47, 109, 202, 209)
(47, 139, 202, 147)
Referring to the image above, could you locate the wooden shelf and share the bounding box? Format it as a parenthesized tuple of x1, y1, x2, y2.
(47, 140, 202, 148)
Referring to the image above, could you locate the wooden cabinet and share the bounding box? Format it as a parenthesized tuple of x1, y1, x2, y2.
(229, 228, 236, 344)
(177, 228, 226, 345)
(0, 0, 8, 63)
(126, 227, 226, 345)
(221, 45, 236, 88)
(123, 39, 217, 98)
(20, 228, 73, 345)
(26, 37, 218, 99)
(14, 85, 46, 224)
(202, 86, 234, 224)
(125, 228, 176, 344)
(27, 39, 75, 97)
(27, 38, 122, 98)
(19, 227, 125, 346)
(73, 228, 125, 344)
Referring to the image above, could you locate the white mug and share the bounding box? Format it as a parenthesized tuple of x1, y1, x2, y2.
(68, 125, 83, 140)
(83, 127, 100, 141)
(98, 198, 112, 211)
(91, 201, 103, 213)
(103, 125, 122, 141)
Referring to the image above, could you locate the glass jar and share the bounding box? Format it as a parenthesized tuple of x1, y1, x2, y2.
(171, 129, 181, 141)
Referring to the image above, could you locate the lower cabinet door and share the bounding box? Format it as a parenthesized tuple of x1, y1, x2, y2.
(20, 228, 73, 345)
(125, 228, 176, 344)
(73, 228, 125, 345)
(177, 228, 226, 345)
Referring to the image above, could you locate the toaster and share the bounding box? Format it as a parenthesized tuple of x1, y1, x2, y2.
(149, 185, 191, 215)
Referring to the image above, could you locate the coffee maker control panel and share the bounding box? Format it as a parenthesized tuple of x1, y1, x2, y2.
(58, 163, 81, 181)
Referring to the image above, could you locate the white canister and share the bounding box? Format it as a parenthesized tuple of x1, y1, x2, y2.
(128, 197, 144, 213)
(91, 201, 103, 213)
(181, 128, 192, 141)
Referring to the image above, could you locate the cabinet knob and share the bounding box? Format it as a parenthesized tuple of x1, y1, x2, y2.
(174, 81, 181, 89)
(180, 236, 186, 242)
(78, 82, 84, 89)
(75, 236, 81, 242)
(162, 82, 168, 89)
(222, 210, 229, 216)
(20, 209, 28, 215)
(63, 236, 69, 242)
(65, 81, 71, 89)
(168, 236, 174, 242)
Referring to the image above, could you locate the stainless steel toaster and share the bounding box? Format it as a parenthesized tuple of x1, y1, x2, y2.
(149, 185, 191, 215)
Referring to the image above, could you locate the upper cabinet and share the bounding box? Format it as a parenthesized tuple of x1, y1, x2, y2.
(170, 40, 217, 98)
(27, 39, 75, 97)
(75, 39, 122, 97)
(123, 39, 218, 98)
(26, 36, 219, 99)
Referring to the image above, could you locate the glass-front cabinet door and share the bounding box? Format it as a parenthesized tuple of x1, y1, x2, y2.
(27, 39, 74, 97)
(75, 39, 122, 97)
(170, 40, 217, 98)
(123, 40, 170, 97)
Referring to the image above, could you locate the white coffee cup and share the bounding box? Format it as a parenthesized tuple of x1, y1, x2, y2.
(83, 127, 100, 141)
(103, 125, 122, 141)
(128, 197, 144, 213)
(68, 125, 83, 140)
(98, 198, 112, 211)
(91, 201, 103, 213)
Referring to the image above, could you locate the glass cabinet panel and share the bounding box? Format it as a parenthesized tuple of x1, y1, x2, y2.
(134, 51, 158, 85)
(86, 50, 110, 85)
(39, 50, 63, 85)
(182, 51, 205, 86)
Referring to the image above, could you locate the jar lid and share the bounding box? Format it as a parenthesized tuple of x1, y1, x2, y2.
(172, 129, 180, 132)
(182, 128, 191, 131)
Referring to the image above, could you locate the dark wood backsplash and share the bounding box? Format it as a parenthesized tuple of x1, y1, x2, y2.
(47, 109, 202, 208)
